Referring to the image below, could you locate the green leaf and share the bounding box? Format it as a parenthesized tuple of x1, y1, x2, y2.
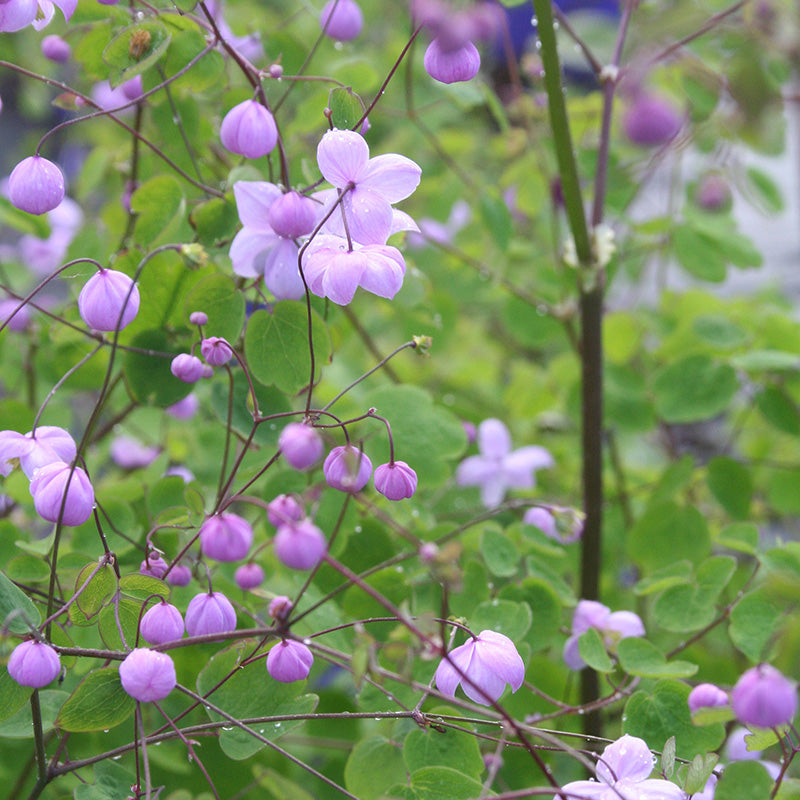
(244, 303, 332, 395)
(617, 638, 698, 678)
(189, 198, 240, 247)
(479, 193, 512, 251)
(56, 668, 135, 732)
(118, 572, 169, 600)
(717, 523, 759, 555)
(756, 386, 800, 435)
(766, 469, 800, 514)
(253, 766, 316, 800)
(0, 690, 67, 738)
(692, 315, 748, 349)
(673, 223, 728, 282)
(731, 350, 800, 372)
(130, 175, 185, 245)
(623, 679, 725, 760)
(707, 457, 752, 519)
(162, 28, 224, 92)
(403, 727, 483, 778)
(0, 667, 33, 724)
(634, 561, 692, 596)
(0, 195, 51, 238)
(123, 329, 189, 407)
(74, 562, 117, 619)
(344, 736, 406, 800)
(409, 766, 486, 800)
(500, 577, 561, 652)
(744, 167, 784, 214)
(481, 527, 519, 577)
(653, 355, 738, 422)
(328, 87, 365, 129)
(102, 19, 171, 87)
(629, 503, 710, 573)
(684, 753, 719, 795)
(183, 273, 245, 343)
(6, 555, 50, 584)
(577, 628, 613, 672)
(714, 760, 773, 800)
(98, 597, 142, 650)
(691, 705, 734, 726)
(0, 570, 41, 633)
(728, 588, 782, 662)
(661, 736, 676, 779)
(471, 599, 532, 641)
(74, 760, 136, 800)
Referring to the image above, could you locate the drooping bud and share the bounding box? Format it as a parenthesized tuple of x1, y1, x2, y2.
(688, 683, 729, 714)
(189, 311, 208, 326)
(41, 35, 71, 63)
(279, 423, 324, 471)
(220, 99, 278, 159)
(319, 0, 363, 40)
(119, 648, 176, 702)
(523, 507, 558, 540)
(140, 553, 169, 580)
(267, 191, 317, 239)
(139, 602, 184, 645)
(731, 664, 798, 729)
(7, 640, 61, 688)
(267, 494, 304, 527)
(30, 461, 94, 526)
(200, 337, 233, 366)
(268, 595, 293, 620)
(274, 518, 327, 570)
(166, 564, 192, 586)
(78, 268, 140, 331)
(199, 512, 253, 562)
(623, 93, 682, 147)
(184, 591, 237, 636)
(323, 445, 372, 493)
(166, 393, 199, 419)
(110, 435, 159, 469)
(170, 354, 204, 383)
(266, 639, 313, 682)
(373, 460, 417, 500)
(8, 156, 66, 215)
(695, 174, 731, 211)
(423, 38, 480, 84)
(235, 562, 264, 590)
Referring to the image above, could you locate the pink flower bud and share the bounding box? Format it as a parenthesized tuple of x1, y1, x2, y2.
(319, 0, 363, 40)
(189, 311, 208, 326)
(220, 99, 278, 159)
(623, 93, 682, 147)
(166, 564, 192, 586)
(110, 435, 159, 469)
(41, 35, 71, 63)
(423, 38, 481, 84)
(279, 423, 324, 471)
(140, 602, 184, 645)
(268, 595, 293, 620)
(419, 542, 439, 563)
(30, 461, 94, 526)
(266, 639, 313, 682)
(199, 512, 253, 562)
(267, 191, 317, 239)
(269, 63, 283, 79)
(200, 336, 233, 366)
(374, 460, 417, 500)
(688, 683, 729, 714)
(201, 364, 214, 378)
(140, 554, 169, 579)
(267, 494, 303, 527)
(274, 518, 327, 570)
(170, 354, 204, 383)
(166, 394, 199, 419)
(119, 648, 176, 702)
(731, 664, 798, 729)
(8, 641, 61, 688)
(523, 507, 558, 539)
(462, 421, 477, 444)
(323, 445, 372, 493)
(185, 591, 237, 636)
(696, 174, 731, 211)
(8, 156, 65, 215)
(78, 268, 140, 332)
(235, 562, 264, 590)
(0, 299, 31, 331)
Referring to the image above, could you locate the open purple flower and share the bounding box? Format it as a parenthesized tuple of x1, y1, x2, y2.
(563, 600, 645, 671)
(456, 418, 553, 508)
(110, 435, 159, 469)
(315, 129, 421, 246)
(434, 629, 524, 705)
(560, 734, 685, 800)
(0, 426, 76, 479)
(0, 0, 75, 32)
(267, 639, 313, 682)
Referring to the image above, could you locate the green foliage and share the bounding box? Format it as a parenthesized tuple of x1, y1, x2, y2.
(344, 736, 406, 800)
(56, 668, 135, 732)
(715, 761, 774, 800)
(0, 570, 41, 634)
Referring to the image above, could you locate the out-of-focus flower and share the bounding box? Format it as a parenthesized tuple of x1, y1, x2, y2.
(165, 394, 199, 420)
(731, 664, 797, 729)
(110, 436, 160, 469)
(41, 34, 71, 62)
(235, 563, 264, 590)
(267, 639, 313, 682)
(17, 197, 83, 276)
(274, 518, 327, 570)
(563, 599, 645, 670)
(140, 553, 169, 580)
(267, 494, 304, 527)
(320, 0, 363, 40)
(695, 174, 731, 211)
(199, 512, 253, 562)
(166, 563, 192, 586)
(623, 92, 682, 147)
(268, 595, 293, 620)
(523, 506, 583, 544)
(0, 298, 31, 331)
(204, 0, 264, 62)
(279, 422, 324, 471)
(407, 200, 470, 249)
(688, 683, 729, 715)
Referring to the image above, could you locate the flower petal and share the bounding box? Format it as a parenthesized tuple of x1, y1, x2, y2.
(572, 600, 611, 635)
(263, 238, 305, 300)
(597, 735, 655, 784)
(477, 631, 525, 691)
(390, 208, 420, 236)
(322, 251, 366, 305)
(455, 455, 496, 487)
(604, 611, 645, 640)
(478, 419, 511, 459)
(229, 228, 278, 277)
(356, 246, 405, 300)
(479, 475, 508, 508)
(233, 181, 281, 229)
(358, 153, 422, 203)
(344, 188, 393, 245)
(563, 634, 585, 671)
(635, 779, 687, 800)
(560, 780, 616, 800)
(317, 129, 369, 188)
(502, 445, 554, 488)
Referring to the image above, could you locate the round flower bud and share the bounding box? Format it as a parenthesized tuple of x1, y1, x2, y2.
(267, 494, 304, 527)
(184, 591, 237, 636)
(267, 639, 313, 683)
(623, 93, 682, 147)
(8, 156, 66, 215)
(323, 445, 372, 493)
(189, 311, 208, 326)
(140, 602, 184, 645)
(220, 99, 278, 159)
(199, 513, 253, 562)
(267, 191, 317, 239)
(319, 0, 363, 40)
(688, 683, 729, 714)
(200, 337, 233, 366)
(269, 64, 283, 79)
(140, 554, 169, 580)
(119, 648, 176, 702)
(462, 420, 477, 444)
(166, 394, 199, 419)
(731, 664, 798, 729)
(8, 641, 61, 688)
(41, 35, 71, 63)
(523, 507, 558, 539)
(268, 595, 293, 620)
(696, 174, 731, 211)
(30, 461, 94, 526)
(170, 354, 204, 383)
(424, 38, 481, 84)
(274, 518, 327, 570)
(78, 269, 140, 332)
(419, 542, 439, 563)
(374, 460, 417, 500)
(235, 562, 264, 590)
(279, 423, 324, 471)
(166, 564, 192, 586)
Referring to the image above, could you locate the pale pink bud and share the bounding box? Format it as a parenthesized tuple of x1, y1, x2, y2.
(423, 38, 480, 84)
(166, 564, 192, 586)
(220, 99, 278, 159)
(189, 311, 208, 326)
(268, 595, 293, 620)
(267, 191, 316, 239)
(199, 512, 253, 562)
(266, 639, 313, 682)
(30, 461, 94, 526)
(8, 156, 65, 215)
(731, 664, 798, 729)
(140, 554, 168, 579)
(319, 0, 363, 40)
(374, 460, 417, 500)
(78, 268, 140, 331)
(269, 64, 283, 79)
(279, 422, 324, 471)
(688, 683, 729, 714)
(8, 640, 61, 688)
(235, 562, 264, 590)
(41, 35, 71, 63)
(323, 445, 372, 492)
(200, 336, 233, 366)
(184, 591, 237, 636)
(623, 93, 682, 147)
(274, 518, 327, 570)
(170, 354, 204, 383)
(139, 602, 184, 644)
(119, 648, 176, 702)
(267, 494, 303, 527)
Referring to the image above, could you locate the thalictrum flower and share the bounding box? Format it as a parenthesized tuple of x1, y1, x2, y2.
(560, 734, 685, 800)
(688, 683, 729, 715)
(0, 0, 75, 32)
(374, 460, 418, 500)
(185, 592, 237, 636)
(731, 664, 797, 729)
(423, 37, 481, 84)
(119, 648, 176, 702)
(267, 640, 313, 682)
(623, 92, 682, 147)
(199, 513, 253, 562)
(323, 445, 372, 492)
(7, 641, 61, 688)
(0, 425, 76, 479)
(41, 34, 70, 62)
(267, 493, 304, 527)
(200, 337, 233, 366)
(139, 602, 184, 645)
(140, 553, 169, 580)
(279, 422, 324, 471)
(78, 269, 140, 332)
(30, 461, 94, 526)
(234, 563, 264, 590)
(273, 518, 327, 570)
(110, 436, 159, 469)
(8, 156, 65, 215)
(456, 418, 553, 508)
(220, 99, 278, 159)
(170, 354, 204, 383)
(434, 629, 524, 705)
(563, 600, 645, 671)
(319, 0, 363, 40)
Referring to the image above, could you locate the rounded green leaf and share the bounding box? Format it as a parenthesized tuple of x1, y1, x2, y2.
(471, 599, 532, 640)
(0, 570, 41, 634)
(707, 457, 752, 519)
(629, 502, 710, 573)
(403, 727, 483, 778)
(578, 628, 613, 673)
(714, 760, 773, 800)
(481, 527, 519, 577)
(130, 175, 185, 245)
(728, 588, 782, 662)
(756, 385, 800, 435)
(56, 668, 135, 732)
(102, 19, 171, 87)
(409, 766, 486, 800)
(617, 638, 698, 678)
(123, 329, 190, 407)
(329, 87, 365, 130)
(344, 736, 406, 800)
(653, 355, 738, 423)
(183, 273, 245, 342)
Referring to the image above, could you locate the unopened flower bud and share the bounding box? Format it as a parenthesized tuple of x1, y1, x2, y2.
(166, 394, 199, 419)
(323, 445, 372, 493)
(523, 506, 558, 539)
(201, 336, 233, 366)
(419, 542, 439, 563)
(235, 563, 265, 590)
(688, 683, 729, 714)
(30, 461, 94, 526)
(166, 564, 192, 586)
(267, 494, 304, 527)
(269, 63, 283, 79)
(140, 602, 184, 645)
(8, 156, 65, 215)
(170, 354, 204, 383)
(268, 191, 317, 239)
(423, 38, 481, 84)
(185, 591, 237, 636)
(319, 0, 363, 40)
(189, 311, 208, 326)
(199, 512, 253, 562)
(41, 35, 71, 63)
(78, 269, 140, 332)
(623, 93, 682, 147)
(279, 422, 324, 471)
(140, 554, 169, 580)
(119, 648, 176, 702)
(220, 99, 278, 159)
(731, 664, 797, 729)
(267, 639, 313, 682)
(374, 460, 417, 500)
(274, 518, 327, 570)
(696, 174, 731, 211)
(110, 435, 159, 469)
(8, 641, 61, 688)
(269, 595, 293, 620)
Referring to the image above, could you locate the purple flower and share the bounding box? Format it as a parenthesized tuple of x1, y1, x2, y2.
(623, 93, 682, 147)
(78, 269, 140, 331)
(139, 602, 184, 645)
(119, 648, 176, 702)
(0, 0, 75, 32)
(274, 518, 327, 570)
(235, 563, 264, 590)
(456, 419, 553, 508)
(0, 298, 31, 331)
(315, 129, 421, 246)
(8, 156, 65, 215)
(220, 99, 278, 159)
(16, 196, 82, 276)
(269, 595, 293, 620)
(189, 311, 208, 326)
(523, 506, 583, 544)
(30, 461, 94, 526)
(267, 639, 313, 682)
(140, 553, 169, 579)
(319, 0, 363, 40)
(7, 640, 61, 688)
(434, 629, 524, 705)
(561, 734, 685, 800)
(279, 422, 324, 471)
(696, 174, 731, 211)
(41, 34, 71, 62)
(166, 564, 192, 586)
(166, 393, 199, 420)
(201, 337, 233, 366)
(731, 664, 797, 729)
(171, 354, 205, 383)
(407, 200, 470, 249)
(563, 600, 645, 671)
(204, 0, 264, 62)
(688, 683, 729, 715)
(267, 493, 304, 527)
(199, 512, 253, 562)
(0, 425, 76, 479)
(323, 445, 372, 492)
(229, 182, 307, 300)
(110, 435, 160, 469)
(185, 591, 237, 636)
(424, 37, 481, 84)
(374, 460, 418, 500)
(269, 190, 317, 239)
